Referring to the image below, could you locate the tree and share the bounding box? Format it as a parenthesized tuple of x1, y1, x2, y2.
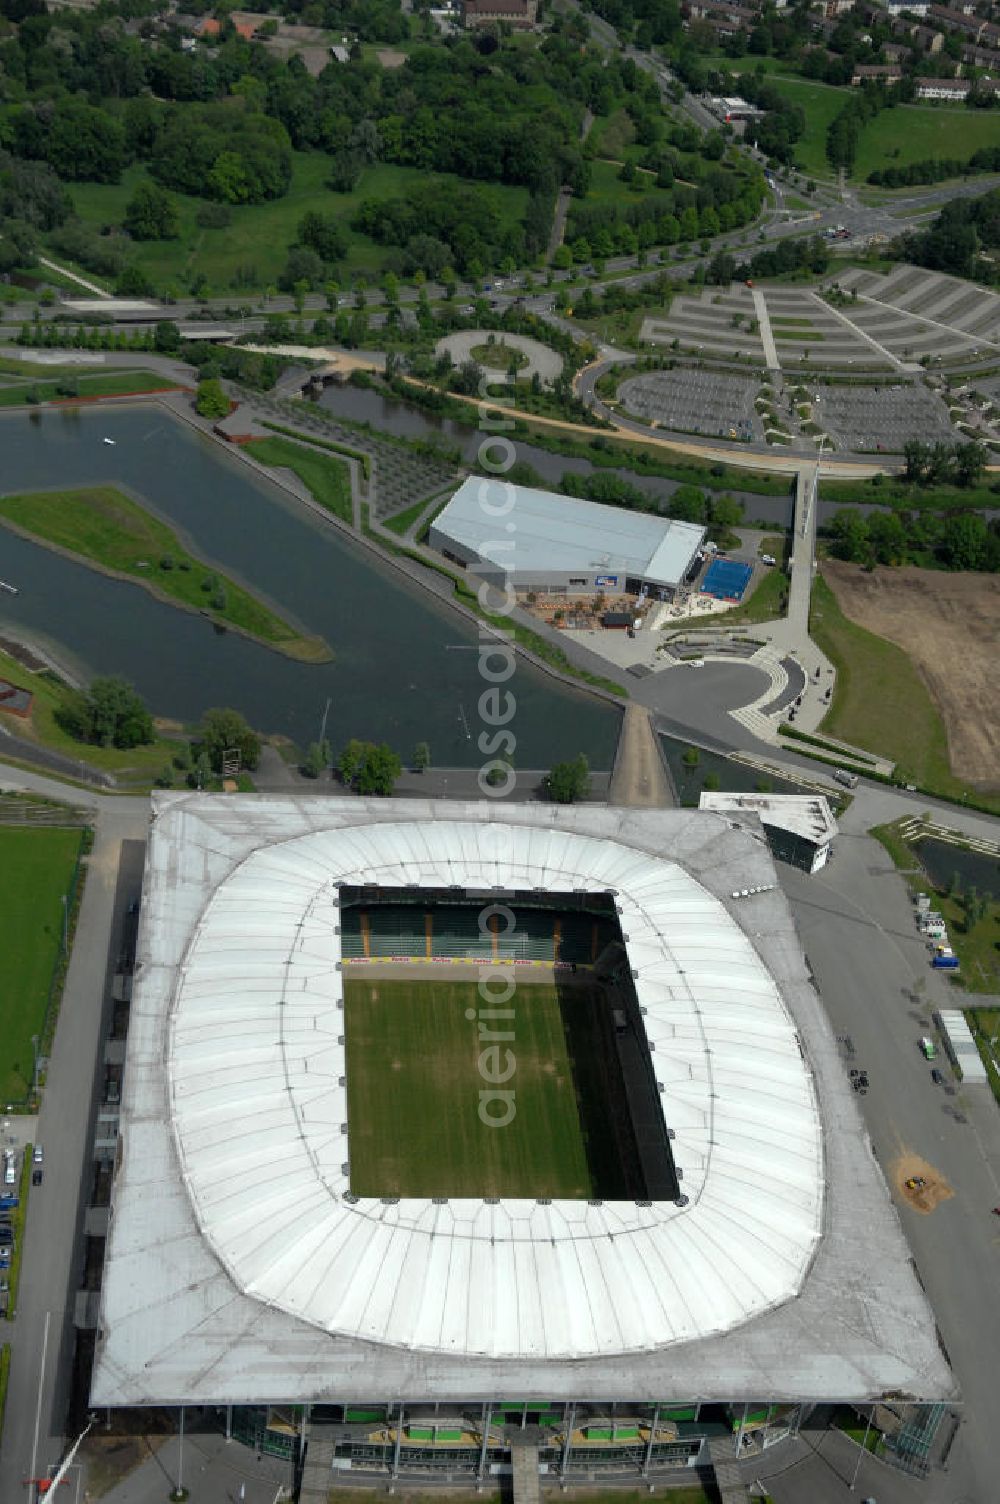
(124, 182, 180, 241)
(338, 738, 401, 795)
(153, 320, 181, 354)
(356, 743, 402, 796)
(413, 741, 431, 772)
(302, 739, 331, 779)
(297, 211, 347, 263)
(195, 379, 230, 419)
(198, 708, 261, 772)
(55, 676, 153, 749)
(338, 738, 367, 786)
(546, 753, 590, 804)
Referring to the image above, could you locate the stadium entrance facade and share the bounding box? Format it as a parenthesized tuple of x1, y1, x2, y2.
(224, 1399, 806, 1478)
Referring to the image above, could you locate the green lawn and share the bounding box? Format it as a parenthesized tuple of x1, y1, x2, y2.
(0, 827, 85, 1101)
(811, 571, 997, 808)
(0, 370, 181, 409)
(0, 486, 330, 662)
(67, 156, 529, 296)
(719, 68, 1000, 181)
(851, 103, 1000, 181)
(757, 76, 846, 180)
(246, 435, 353, 524)
(344, 978, 627, 1199)
(582, 158, 662, 210)
(0, 644, 177, 779)
(588, 107, 640, 162)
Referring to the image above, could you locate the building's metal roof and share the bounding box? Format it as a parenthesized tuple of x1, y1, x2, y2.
(92, 796, 954, 1408)
(699, 793, 837, 847)
(432, 478, 705, 588)
(937, 1009, 988, 1083)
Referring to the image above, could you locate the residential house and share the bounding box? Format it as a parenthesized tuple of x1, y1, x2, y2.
(851, 62, 904, 80)
(684, 0, 758, 32)
(915, 73, 972, 93)
(460, 0, 538, 27)
(928, 4, 986, 37)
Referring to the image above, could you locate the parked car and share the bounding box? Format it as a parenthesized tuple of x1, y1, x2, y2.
(931, 1068, 944, 1085)
(32, 1169, 42, 1187)
(32, 1145, 42, 1165)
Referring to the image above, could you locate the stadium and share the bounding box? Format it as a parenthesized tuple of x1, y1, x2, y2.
(91, 795, 952, 1485)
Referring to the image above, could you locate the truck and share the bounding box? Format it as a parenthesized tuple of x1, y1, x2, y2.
(919, 1037, 937, 1060)
(833, 768, 859, 789)
(932, 954, 960, 970)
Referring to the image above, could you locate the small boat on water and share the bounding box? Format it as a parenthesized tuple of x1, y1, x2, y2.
(102, 437, 116, 446)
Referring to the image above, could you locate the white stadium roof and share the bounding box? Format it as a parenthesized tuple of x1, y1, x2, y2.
(169, 819, 822, 1360)
(92, 796, 953, 1407)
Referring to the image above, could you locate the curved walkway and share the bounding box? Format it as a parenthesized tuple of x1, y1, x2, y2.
(434, 330, 563, 385)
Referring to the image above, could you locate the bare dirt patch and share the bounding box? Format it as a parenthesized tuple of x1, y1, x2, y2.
(890, 1150, 954, 1215)
(823, 562, 1000, 785)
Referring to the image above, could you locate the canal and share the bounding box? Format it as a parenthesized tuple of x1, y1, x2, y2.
(314, 383, 798, 527)
(0, 406, 620, 768)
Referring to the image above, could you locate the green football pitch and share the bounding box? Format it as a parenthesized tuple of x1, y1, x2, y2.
(344, 977, 631, 1199)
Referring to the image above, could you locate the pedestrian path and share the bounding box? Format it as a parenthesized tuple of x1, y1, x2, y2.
(752, 288, 780, 371)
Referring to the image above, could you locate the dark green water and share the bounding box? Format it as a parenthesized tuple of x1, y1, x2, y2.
(916, 838, 1000, 901)
(0, 406, 620, 767)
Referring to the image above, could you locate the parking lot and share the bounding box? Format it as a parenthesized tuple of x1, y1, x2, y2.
(618, 367, 762, 440)
(831, 265, 1000, 367)
(814, 381, 955, 452)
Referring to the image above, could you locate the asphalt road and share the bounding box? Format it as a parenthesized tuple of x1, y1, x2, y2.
(778, 811, 1000, 1504)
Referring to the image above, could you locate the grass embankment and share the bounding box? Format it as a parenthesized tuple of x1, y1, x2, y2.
(246, 435, 354, 525)
(870, 821, 1000, 994)
(0, 827, 85, 1101)
(0, 645, 175, 779)
(822, 476, 1000, 512)
(511, 421, 794, 496)
(967, 1008, 1000, 1104)
(345, 978, 631, 1200)
(383, 495, 435, 537)
(809, 571, 999, 810)
(0, 486, 331, 663)
(0, 371, 181, 408)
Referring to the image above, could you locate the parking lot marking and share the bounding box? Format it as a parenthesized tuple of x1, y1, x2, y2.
(808, 291, 910, 372)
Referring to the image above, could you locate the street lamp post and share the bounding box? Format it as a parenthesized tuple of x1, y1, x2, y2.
(30, 1035, 39, 1100)
(60, 894, 68, 954)
(849, 1406, 874, 1492)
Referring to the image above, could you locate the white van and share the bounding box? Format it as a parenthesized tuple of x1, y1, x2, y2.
(833, 768, 859, 789)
